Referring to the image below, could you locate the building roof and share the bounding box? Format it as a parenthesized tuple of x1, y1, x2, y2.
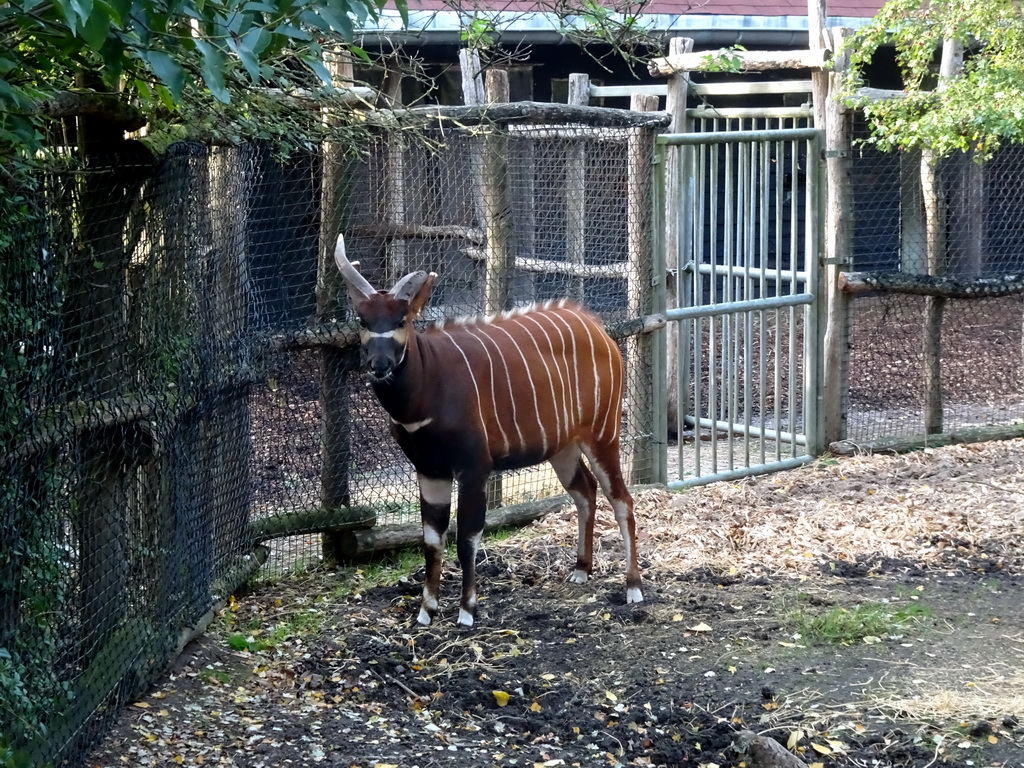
(362, 0, 887, 46)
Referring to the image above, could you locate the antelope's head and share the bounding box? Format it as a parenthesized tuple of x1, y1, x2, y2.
(334, 234, 436, 382)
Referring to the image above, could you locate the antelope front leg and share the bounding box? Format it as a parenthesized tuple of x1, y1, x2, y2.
(455, 474, 488, 628)
(417, 474, 453, 626)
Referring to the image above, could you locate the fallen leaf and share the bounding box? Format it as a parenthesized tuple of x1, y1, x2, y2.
(492, 690, 510, 707)
(688, 622, 713, 632)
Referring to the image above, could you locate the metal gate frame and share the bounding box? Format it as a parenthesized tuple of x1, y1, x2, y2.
(652, 127, 825, 489)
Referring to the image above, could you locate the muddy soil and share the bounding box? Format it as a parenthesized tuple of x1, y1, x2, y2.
(88, 440, 1024, 768)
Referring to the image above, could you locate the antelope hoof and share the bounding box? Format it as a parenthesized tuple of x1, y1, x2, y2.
(457, 607, 475, 628)
(626, 587, 644, 604)
(417, 606, 433, 626)
(569, 569, 589, 585)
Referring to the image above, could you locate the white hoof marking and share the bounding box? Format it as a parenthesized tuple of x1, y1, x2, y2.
(626, 587, 644, 604)
(457, 608, 475, 627)
(569, 569, 589, 585)
(417, 607, 432, 625)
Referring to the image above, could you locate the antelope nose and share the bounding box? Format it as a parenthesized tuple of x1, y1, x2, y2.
(369, 358, 392, 380)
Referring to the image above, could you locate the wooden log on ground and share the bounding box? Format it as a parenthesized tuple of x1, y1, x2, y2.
(829, 422, 1024, 456)
(247, 505, 378, 545)
(334, 495, 571, 559)
(732, 730, 808, 768)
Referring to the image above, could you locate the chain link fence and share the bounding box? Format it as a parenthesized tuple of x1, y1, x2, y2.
(843, 121, 1024, 447)
(1, 105, 665, 766)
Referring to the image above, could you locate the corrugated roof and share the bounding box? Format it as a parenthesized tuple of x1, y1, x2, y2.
(364, 0, 886, 43)
(396, 0, 885, 15)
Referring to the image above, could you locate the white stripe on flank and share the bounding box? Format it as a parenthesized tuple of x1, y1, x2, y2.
(532, 311, 573, 434)
(563, 307, 613, 441)
(544, 310, 583, 426)
(439, 329, 489, 446)
(509, 315, 563, 445)
(467, 326, 523, 454)
(519, 313, 572, 442)
(540, 313, 581, 434)
(463, 327, 511, 455)
(489, 324, 548, 456)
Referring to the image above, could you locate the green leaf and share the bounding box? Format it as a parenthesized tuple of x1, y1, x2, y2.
(193, 38, 230, 102)
(142, 50, 185, 102)
(304, 52, 332, 88)
(226, 33, 262, 84)
(273, 23, 311, 41)
(52, 0, 80, 36)
(70, 0, 95, 28)
(313, 6, 353, 39)
(80, 5, 111, 51)
(240, 25, 271, 57)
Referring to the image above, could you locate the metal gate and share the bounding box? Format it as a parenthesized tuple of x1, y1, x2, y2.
(653, 124, 824, 488)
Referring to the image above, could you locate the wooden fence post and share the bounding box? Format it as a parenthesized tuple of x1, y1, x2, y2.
(818, 26, 853, 447)
(482, 68, 512, 510)
(319, 50, 360, 562)
(627, 93, 660, 484)
(922, 39, 963, 435)
(566, 73, 589, 303)
(664, 37, 694, 446)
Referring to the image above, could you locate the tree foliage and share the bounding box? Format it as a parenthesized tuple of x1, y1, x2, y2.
(842, 0, 1024, 158)
(0, 0, 406, 153)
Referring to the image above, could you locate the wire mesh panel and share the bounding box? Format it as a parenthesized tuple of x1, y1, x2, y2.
(2, 107, 664, 766)
(844, 126, 1024, 445)
(3, 142, 263, 765)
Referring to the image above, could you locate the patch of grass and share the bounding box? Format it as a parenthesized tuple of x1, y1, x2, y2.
(198, 668, 232, 686)
(785, 600, 932, 645)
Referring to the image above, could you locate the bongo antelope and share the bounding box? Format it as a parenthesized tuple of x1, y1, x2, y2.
(334, 234, 642, 627)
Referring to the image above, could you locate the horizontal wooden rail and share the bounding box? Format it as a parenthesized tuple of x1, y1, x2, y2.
(839, 271, 1024, 298)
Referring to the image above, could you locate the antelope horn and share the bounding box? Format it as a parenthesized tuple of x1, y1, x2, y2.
(334, 234, 377, 301)
(389, 271, 434, 304)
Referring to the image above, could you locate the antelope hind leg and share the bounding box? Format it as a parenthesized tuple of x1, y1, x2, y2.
(581, 443, 644, 604)
(549, 446, 599, 585)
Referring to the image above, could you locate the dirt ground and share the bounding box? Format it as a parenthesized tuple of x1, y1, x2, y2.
(88, 439, 1024, 768)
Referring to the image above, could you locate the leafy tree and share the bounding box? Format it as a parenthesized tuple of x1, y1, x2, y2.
(842, 0, 1024, 158)
(0, 0, 407, 153)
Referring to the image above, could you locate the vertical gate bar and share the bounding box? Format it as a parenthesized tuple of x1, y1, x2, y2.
(727, 141, 740, 470)
(743, 140, 755, 467)
(708, 138, 720, 473)
(651, 140, 668, 485)
(788, 135, 799, 455)
(757, 138, 769, 466)
(677, 141, 691, 483)
(774, 134, 785, 463)
(691, 136, 707, 480)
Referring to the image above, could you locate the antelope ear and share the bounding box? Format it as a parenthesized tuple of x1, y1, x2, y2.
(390, 271, 437, 318)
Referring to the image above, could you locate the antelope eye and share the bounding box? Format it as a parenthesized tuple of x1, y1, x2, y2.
(358, 318, 368, 329)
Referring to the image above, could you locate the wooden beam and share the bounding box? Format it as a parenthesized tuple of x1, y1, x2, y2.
(368, 102, 672, 129)
(838, 270, 1024, 298)
(648, 48, 829, 77)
